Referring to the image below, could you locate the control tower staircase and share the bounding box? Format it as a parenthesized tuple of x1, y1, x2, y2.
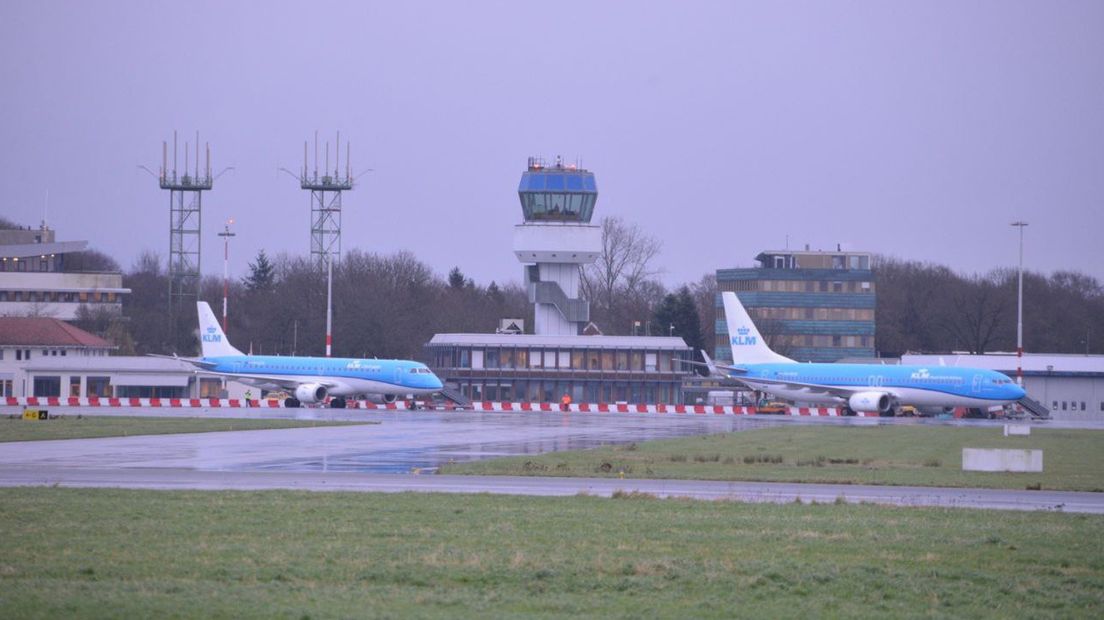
(1016, 396, 1050, 419)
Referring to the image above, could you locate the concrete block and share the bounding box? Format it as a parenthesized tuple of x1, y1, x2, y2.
(963, 448, 1043, 472)
(1003, 424, 1031, 437)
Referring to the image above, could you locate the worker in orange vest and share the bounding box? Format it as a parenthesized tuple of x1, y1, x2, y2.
(560, 392, 572, 410)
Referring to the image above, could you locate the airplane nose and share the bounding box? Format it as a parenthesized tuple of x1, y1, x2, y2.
(1013, 384, 1026, 400)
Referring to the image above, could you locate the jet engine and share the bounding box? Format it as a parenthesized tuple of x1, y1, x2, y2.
(294, 383, 328, 404)
(363, 393, 398, 404)
(848, 391, 892, 413)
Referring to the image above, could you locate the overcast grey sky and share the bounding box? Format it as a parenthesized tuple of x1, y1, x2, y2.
(1, 1, 1101, 287)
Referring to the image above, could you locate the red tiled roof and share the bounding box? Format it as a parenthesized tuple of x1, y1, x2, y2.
(0, 317, 113, 348)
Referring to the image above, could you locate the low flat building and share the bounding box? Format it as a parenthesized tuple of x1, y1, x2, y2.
(0, 224, 129, 319)
(18, 355, 223, 399)
(0, 316, 227, 398)
(426, 334, 693, 404)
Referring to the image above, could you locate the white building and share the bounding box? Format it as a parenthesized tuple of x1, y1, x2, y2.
(0, 316, 237, 399)
(0, 224, 129, 320)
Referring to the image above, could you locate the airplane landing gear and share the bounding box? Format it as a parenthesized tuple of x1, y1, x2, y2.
(284, 398, 301, 408)
(329, 397, 347, 409)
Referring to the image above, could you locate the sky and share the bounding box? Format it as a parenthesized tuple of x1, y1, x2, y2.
(1, 1, 1102, 288)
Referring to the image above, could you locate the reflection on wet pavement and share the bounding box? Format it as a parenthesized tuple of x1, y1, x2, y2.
(247, 414, 780, 473)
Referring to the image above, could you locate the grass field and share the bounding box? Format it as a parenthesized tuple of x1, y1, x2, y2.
(1, 488, 1102, 618)
(0, 415, 369, 442)
(441, 425, 1104, 492)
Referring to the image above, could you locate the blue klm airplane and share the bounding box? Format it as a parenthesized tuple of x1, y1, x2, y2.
(167, 302, 442, 408)
(700, 292, 1025, 416)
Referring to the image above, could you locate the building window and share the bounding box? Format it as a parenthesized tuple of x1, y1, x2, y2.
(87, 376, 111, 398)
(0, 379, 12, 397)
(32, 376, 62, 397)
(69, 376, 81, 397)
(14, 350, 19, 361)
(832, 335, 842, 347)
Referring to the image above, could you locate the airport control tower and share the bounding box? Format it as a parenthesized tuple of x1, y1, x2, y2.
(514, 157, 601, 335)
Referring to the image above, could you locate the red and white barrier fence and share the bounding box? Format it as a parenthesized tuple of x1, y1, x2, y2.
(3, 396, 875, 417)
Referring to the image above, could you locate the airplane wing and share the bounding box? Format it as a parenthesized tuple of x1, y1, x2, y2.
(727, 375, 880, 400)
(188, 369, 345, 392)
(675, 354, 749, 376)
(147, 353, 219, 370)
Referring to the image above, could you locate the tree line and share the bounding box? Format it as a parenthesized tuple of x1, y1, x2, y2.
(14, 213, 1095, 361)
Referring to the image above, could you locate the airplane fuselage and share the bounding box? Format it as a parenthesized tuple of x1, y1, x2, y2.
(737, 362, 1025, 408)
(203, 355, 442, 396)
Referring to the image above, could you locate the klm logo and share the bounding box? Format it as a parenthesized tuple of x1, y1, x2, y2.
(202, 326, 222, 343)
(731, 326, 757, 346)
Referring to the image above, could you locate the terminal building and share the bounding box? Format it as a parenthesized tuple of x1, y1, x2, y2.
(0, 316, 226, 399)
(0, 223, 130, 319)
(426, 333, 692, 404)
(716, 249, 876, 363)
(427, 157, 693, 404)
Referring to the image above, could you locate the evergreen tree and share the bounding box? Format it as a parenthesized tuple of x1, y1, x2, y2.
(448, 266, 466, 289)
(243, 250, 276, 292)
(487, 280, 503, 303)
(654, 286, 706, 373)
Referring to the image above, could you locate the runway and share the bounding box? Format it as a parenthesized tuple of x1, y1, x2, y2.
(1, 407, 1099, 513)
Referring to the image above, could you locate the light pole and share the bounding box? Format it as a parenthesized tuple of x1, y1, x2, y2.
(217, 219, 236, 334)
(1011, 221, 1028, 385)
(325, 254, 333, 357)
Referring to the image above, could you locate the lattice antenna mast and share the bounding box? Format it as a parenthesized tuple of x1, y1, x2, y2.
(159, 130, 213, 348)
(301, 130, 353, 268)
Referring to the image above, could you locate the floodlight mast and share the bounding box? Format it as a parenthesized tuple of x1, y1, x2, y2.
(157, 131, 215, 351)
(290, 132, 355, 355)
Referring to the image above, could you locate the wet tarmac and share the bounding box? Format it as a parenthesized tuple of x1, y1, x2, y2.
(0, 408, 785, 473)
(2, 407, 1100, 512)
(1, 406, 1090, 475)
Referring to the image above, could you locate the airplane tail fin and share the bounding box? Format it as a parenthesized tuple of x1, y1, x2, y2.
(196, 302, 244, 358)
(722, 292, 796, 365)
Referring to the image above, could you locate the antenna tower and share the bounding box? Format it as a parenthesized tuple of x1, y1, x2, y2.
(158, 131, 214, 343)
(301, 131, 353, 267)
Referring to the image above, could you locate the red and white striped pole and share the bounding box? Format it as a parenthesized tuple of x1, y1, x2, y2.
(325, 255, 333, 357)
(217, 219, 236, 334)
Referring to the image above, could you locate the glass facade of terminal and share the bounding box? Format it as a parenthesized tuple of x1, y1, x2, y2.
(426, 336, 693, 404)
(716, 250, 877, 363)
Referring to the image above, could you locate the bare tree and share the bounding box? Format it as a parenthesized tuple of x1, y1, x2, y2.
(581, 216, 662, 333)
